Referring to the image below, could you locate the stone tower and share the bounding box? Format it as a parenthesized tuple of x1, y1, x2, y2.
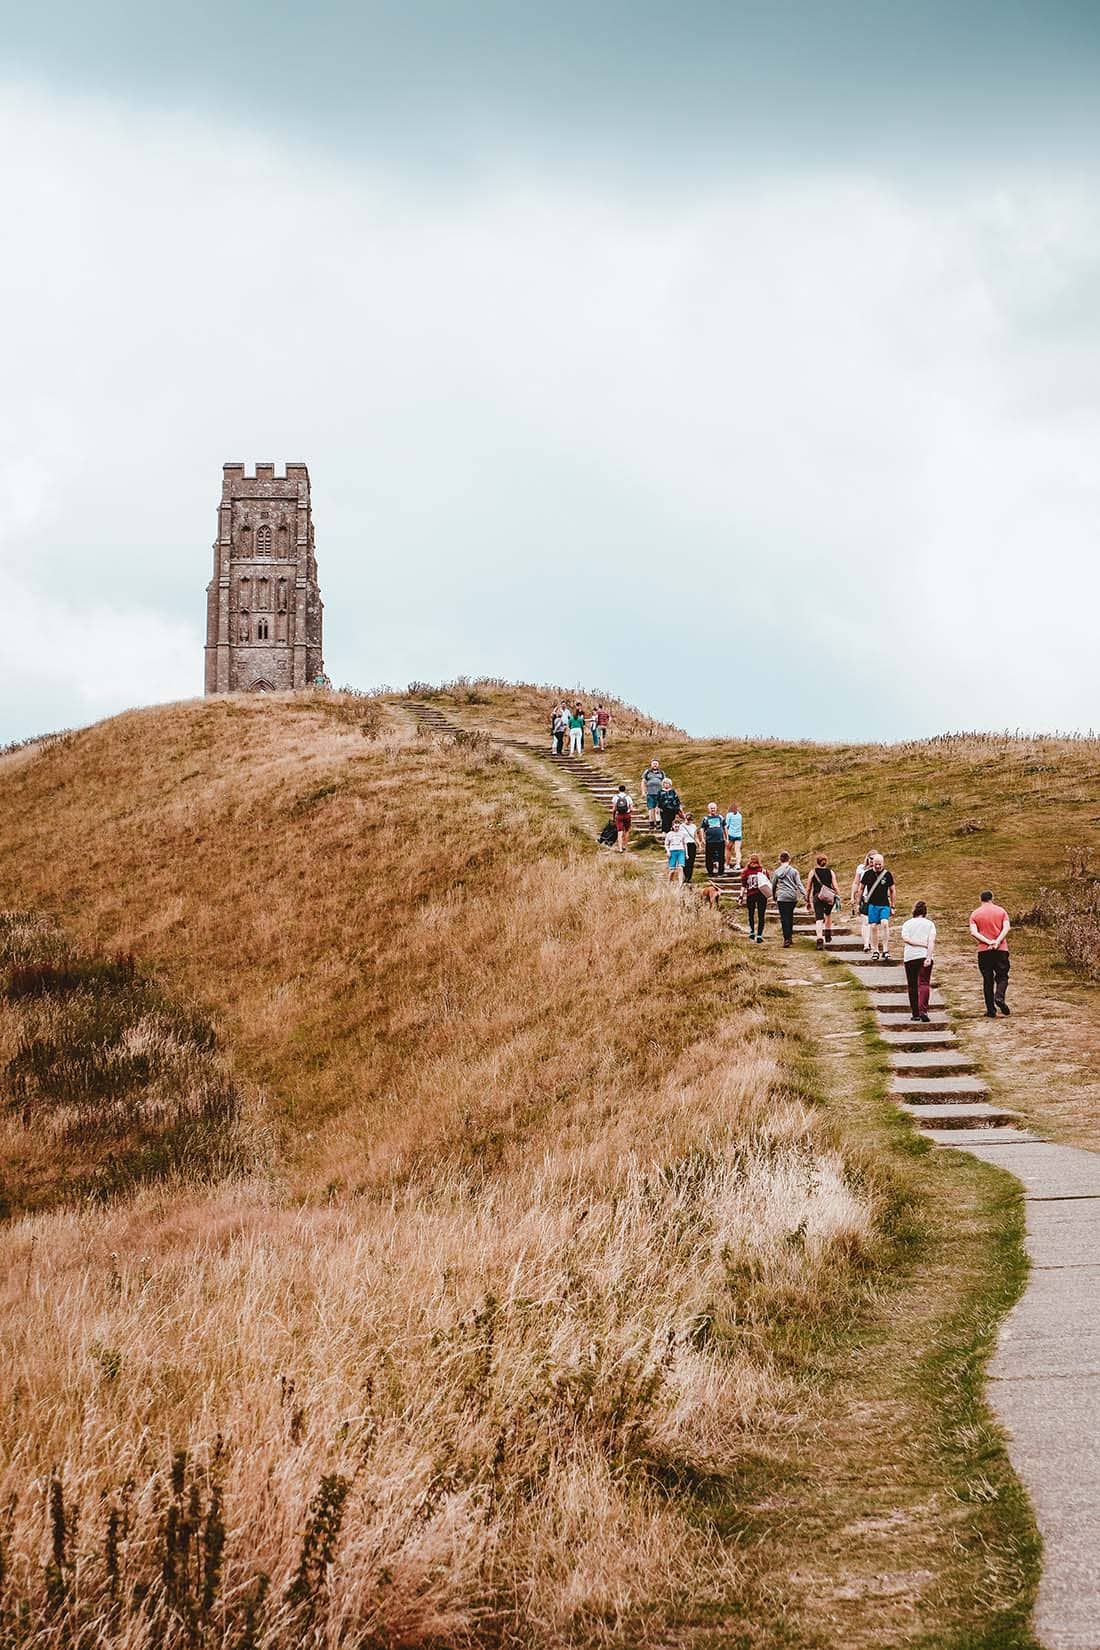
(204, 462, 324, 694)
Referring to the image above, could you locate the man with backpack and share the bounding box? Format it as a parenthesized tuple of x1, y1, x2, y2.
(593, 703, 611, 748)
(860, 853, 896, 963)
(657, 779, 682, 833)
(970, 890, 1011, 1016)
(701, 803, 727, 877)
(642, 760, 666, 827)
(610, 785, 633, 853)
(772, 852, 806, 946)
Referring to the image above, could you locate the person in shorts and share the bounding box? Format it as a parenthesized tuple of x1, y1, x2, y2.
(610, 785, 633, 853)
(969, 891, 1011, 1016)
(594, 703, 611, 748)
(860, 853, 896, 962)
(642, 760, 666, 826)
(724, 804, 743, 871)
(665, 815, 691, 885)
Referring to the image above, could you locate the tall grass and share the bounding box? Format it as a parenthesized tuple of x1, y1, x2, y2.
(0, 697, 892, 1645)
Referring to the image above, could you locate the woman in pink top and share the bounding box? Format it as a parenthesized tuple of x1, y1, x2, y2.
(969, 890, 1011, 1017)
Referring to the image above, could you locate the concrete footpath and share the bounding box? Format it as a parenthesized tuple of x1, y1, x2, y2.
(952, 1138, 1100, 1650)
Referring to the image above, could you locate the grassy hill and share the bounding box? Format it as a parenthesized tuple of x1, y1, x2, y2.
(0, 690, 1041, 1647)
(428, 678, 1100, 1152)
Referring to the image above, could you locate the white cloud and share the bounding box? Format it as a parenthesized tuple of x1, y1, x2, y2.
(2, 83, 1099, 741)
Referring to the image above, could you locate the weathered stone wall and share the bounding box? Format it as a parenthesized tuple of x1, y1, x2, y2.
(204, 463, 324, 694)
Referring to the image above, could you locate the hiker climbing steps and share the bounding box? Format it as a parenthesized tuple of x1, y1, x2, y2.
(406, 700, 1024, 1143)
(406, 698, 1100, 1650)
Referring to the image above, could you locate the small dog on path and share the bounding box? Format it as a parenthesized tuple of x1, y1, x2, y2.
(696, 884, 722, 909)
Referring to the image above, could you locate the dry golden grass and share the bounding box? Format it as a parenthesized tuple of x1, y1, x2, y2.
(0, 693, 901, 1646)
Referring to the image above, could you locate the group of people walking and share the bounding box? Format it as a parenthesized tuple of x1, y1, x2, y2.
(602, 757, 1014, 1024)
(551, 701, 611, 754)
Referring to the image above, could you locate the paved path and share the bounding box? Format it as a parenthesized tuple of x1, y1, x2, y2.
(405, 704, 1100, 1649)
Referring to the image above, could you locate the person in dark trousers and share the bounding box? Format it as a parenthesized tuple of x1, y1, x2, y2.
(682, 812, 699, 883)
(657, 780, 682, 833)
(807, 855, 837, 948)
(772, 852, 806, 946)
(741, 854, 769, 942)
(901, 900, 936, 1021)
(701, 803, 727, 876)
(970, 891, 1011, 1016)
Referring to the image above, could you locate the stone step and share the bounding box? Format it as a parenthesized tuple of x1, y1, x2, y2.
(891, 1074, 989, 1101)
(878, 1028, 958, 1048)
(872, 990, 947, 1012)
(888, 1051, 975, 1074)
(900, 1102, 1017, 1129)
(924, 1126, 1042, 1146)
(847, 965, 914, 989)
(876, 1010, 951, 1030)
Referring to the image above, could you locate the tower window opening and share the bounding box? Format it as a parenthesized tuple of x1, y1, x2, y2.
(256, 617, 270, 641)
(256, 524, 273, 556)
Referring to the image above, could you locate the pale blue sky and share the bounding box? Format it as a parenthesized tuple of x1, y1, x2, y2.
(3, 2, 1100, 740)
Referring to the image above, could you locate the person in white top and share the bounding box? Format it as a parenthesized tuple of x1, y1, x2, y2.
(664, 816, 692, 885)
(900, 900, 937, 1022)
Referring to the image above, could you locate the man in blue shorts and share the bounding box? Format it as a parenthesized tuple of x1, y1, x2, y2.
(665, 815, 691, 885)
(724, 803, 743, 871)
(860, 853, 896, 962)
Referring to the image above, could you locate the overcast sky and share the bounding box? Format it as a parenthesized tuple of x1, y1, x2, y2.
(3, 1, 1099, 742)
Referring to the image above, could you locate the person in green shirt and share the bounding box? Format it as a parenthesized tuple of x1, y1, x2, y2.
(567, 706, 585, 754)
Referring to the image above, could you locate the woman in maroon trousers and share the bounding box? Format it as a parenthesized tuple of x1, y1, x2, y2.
(900, 900, 936, 1022)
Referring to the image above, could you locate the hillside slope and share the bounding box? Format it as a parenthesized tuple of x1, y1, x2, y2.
(0, 692, 1036, 1647)
(429, 680, 1100, 1150)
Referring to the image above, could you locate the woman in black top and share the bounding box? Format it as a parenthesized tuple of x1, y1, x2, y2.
(808, 855, 837, 948)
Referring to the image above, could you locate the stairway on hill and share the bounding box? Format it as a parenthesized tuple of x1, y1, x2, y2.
(406, 699, 1100, 1647)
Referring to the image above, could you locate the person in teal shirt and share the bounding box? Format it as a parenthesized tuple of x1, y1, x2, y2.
(724, 806, 743, 871)
(567, 706, 586, 754)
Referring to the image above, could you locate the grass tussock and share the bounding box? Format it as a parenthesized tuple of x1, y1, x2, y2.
(1019, 849, 1100, 981)
(0, 912, 261, 1216)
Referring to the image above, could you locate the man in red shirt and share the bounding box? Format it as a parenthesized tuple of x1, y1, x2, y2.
(969, 891, 1011, 1017)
